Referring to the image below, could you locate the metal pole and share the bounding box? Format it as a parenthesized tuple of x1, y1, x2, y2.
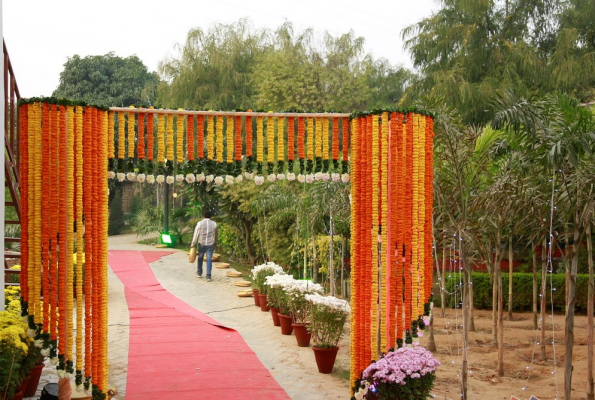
(163, 182, 169, 234)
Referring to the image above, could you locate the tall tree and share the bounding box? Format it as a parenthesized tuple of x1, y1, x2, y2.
(53, 53, 159, 107)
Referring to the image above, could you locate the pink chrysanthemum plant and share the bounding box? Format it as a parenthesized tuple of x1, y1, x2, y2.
(352, 345, 440, 400)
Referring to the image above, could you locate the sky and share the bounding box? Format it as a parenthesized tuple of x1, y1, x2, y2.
(3, 0, 439, 99)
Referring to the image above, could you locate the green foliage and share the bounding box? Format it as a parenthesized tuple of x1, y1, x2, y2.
(53, 53, 159, 107)
(217, 223, 250, 262)
(436, 272, 591, 312)
(108, 190, 125, 235)
(306, 235, 342, 275)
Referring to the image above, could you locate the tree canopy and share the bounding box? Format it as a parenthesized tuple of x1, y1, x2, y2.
(53, 52, 159, 107)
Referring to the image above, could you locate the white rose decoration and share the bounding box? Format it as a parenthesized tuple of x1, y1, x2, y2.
(267, 174, 276, 182)
(116, 173, 125, 182)
(254, 176, 265, 185)
(175, 174, 184, 182)
(244, 172, 254, 180)
(126, 172, 136, 181)
(306, 174, 314, 183)
(156, 175, 165, 184)
(196, 173, 206, 182)
(214, 176, 224, 185)
(225, 175, 235, 185)
(146, 175, 155, 184)
(206, 174, 214, 183)
(286, 173, 296, 181)
(185, 173, 196, 184)
(297, 174, 306, 183)
(276, 173, 285, 180)
(166, 176, 175, 184)
(235, 175, 243, 183)
(108, 171, 115, 179)
(331, 173, 340, 182)
(137, 173, 146, 183)
(341, 173, 350, 183)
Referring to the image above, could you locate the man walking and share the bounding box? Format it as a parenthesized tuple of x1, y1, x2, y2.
(190, 210, 218, 282)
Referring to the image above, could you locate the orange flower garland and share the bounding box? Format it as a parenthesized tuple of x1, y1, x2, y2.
(235, 116, 242, 162)
(322, 117, 329, 162)
(187, 115, 195, 161)
(49, 104, 58, 341)
(404, 113, 414, 330)
(19, 104, 29, 301)
(207, 115, 214, 160)
(371, 114, 380, 359)
(425, 116, 435, 303)
(137, 112, 145, 159)
(332, 117, 339, 161)
(82, 107, 92, 380)
(416, 113, 426, 317)
(306, 118, 314, 165)
(157, 114, 165, 163)
(297, 117, 305, 160)
(342, 117, 349, 162)
(227, 116, 234, 164)
(349, 116, 360, 395)
(245, 115, 253, 157)
(315, 117, 323, 160)
(33, 102, 42, 323)
(147, 112, 154, 161)
(41, 103, 50, 331)
(197, 115, 205, 159)
(216, 116, 224, 163)
(380, 112, 389, 351)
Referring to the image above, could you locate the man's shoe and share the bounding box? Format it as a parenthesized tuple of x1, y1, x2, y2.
(197, 273, 203, 278)
(206, 278, 212, 282)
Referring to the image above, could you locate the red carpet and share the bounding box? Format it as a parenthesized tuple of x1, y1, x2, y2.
(109, 250, 289, 399)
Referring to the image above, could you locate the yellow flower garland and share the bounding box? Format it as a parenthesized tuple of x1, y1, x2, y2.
(417, 114, 426, 316)
(349, 117, 359, 395)
(411, 113, 420, 318)
(315, 117, 322, 159)
(27, 103, 36, 316)
(166, 113, 174, 162)
(176, 111, 185, 164)
(226, 116, 234, 164)
(207, 115, 214, 160)
(322, 117, 329, 161)
(256, 116, 264, 163)
(127, 111, 135, 159)
(74, 106, 84, 364)
(277, 117, 284, 164)
(157, 114, 165, 163)
(267, 117, 274, 164)
(108, 111, 115, 159)
(117, 112, 125, 160)
(216, 116, 224, 163)
(100, 110, 110, 391)
(34, 102, 42, 324)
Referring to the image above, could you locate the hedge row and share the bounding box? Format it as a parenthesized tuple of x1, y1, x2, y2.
(432, 272, 591, 313)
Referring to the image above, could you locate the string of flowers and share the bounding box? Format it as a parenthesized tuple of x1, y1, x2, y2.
(82, 106, 92, 383)
(157, 114, 165, 163)
(234, 116, 242, 175)
(380, 112, 389, 352)
(147, 111, 154, 162)
(315, 117, 323, 173)
(214, 116, 223, 164)
(424, 115, 435, 304)
(332, 117, 339, 170)
(349, 116, 360, 396)
(58, 104, 68, 360)
(416, 113, 426, 317)
(33, 102, 42, 323)
(19, 103, 29, 302)
(370, 114, 380, 359)
(176, 111, 184, 164)
(99, 109, 110, 393)
(26, 103, 35, 308)
(342, 117, 349, 173)
(226, 116, 234, 174)
(404, 113, 414, 332)
(266, 116, 275, 174)
(127, 110, 135, 160)
(206, 115, 214, 161)
(137, 112, 145, 160)
(117, 111, 125, 162)
(287, 117, 295, 172)
(411, 113, 420, 322)
(306, 117, 314, 174)
(277, 116, 284, 172)
(297, 117, 305, 174)
(108, 111, 115, 160)
(187, 114, 195, 162)
(256, 116, 264, 175)
(197, 115, 205, 160)
(390, 112, 401, 345)
(322, 117, 330, 173)
(49, 104, 58, 343)
(67, 105, 77, 363)
(41, 103, 50, 333)
(166, 113, 174, 163)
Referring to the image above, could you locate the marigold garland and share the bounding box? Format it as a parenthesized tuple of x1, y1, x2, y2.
(349, 117, 360, 396)
(342, 117, 349, 162)
(147, 112, 154, 161)
(226, 116, 234, 164)
(33, 102, 42, 323)
(207, 115, 215, 160)
(425, 116, 435, 303)
(157, 114, 165, 163)
(245, 115, 253, 157)
(127, 111, 135, 159)
(287, 117, 295, 162)
(137, 112, 145, 159)
(332, 117, 339, 161)
(41, 103, 50, 331)
(322, 117, 330, 161)
(117, 112, 125, 160)
(256, 116, 264, 163)
(166, 113, 174, 162)
(82, 107, 92, 380)
(380, 112, 389, 352)
(197, 115, 205, 159)
(370, 114, 379, 359)
(267, 117, 275, 165)
(49, 104, 58, 341)
(108, 111, 115, 159)
(277, 116, 284, 165)
(176, 111, 185, 164)
(187, 115, 195, 161)
(235, 116, 242, 161)
(19, 104, 29, 301)
(216, 116, 224, 163)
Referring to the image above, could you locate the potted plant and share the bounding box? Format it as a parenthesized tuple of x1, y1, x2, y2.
(286, 280, 323, 347)
(251, 262, 284, 312)
(352, 345, 441, 400)
(264, 273, 293, 326)
(305, 293, 350, 373)
(1, 291, 30, 400)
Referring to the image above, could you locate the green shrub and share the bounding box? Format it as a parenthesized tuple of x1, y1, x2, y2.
(108, 190, 125, 235)
(433, 272, 590, 313)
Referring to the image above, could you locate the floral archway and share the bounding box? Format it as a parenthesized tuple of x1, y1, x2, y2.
(18, 98, 434, 397)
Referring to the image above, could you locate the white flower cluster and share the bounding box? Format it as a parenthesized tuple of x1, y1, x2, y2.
(156, 175, 165, 184)
(267, 174, 276, 183)
(251, 261, 284, 280)
(166, 176, 175, 184)
(225, 175, 235, 185)
(264, 272, 294, 288)
(108, 171, 116, 179)
(254, 176, 265, 185)
(305, 292, 351, 313)
(214, 176, 224, 185)
(137, 173, 146, 183)
(185, 173, 196, 184)
(147, 175, 155, 184)
(126, 172, 136, 181)
(175, 174, 185, 182)
(284, 279, 323, 296)
(116, 172, 126, 182)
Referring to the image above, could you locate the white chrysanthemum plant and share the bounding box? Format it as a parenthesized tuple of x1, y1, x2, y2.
(264, 272, 293, 311)
(251, 262, 284, 295)
(285, 280, 324, 324)
(305, 292, 350, 349)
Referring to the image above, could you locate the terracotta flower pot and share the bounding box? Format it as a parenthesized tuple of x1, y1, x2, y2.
(25, 362, 45, 397)
(270, 307, 281, 326)
(292, 323, 311, 347)
(278, 313, 294, 335)
(258, 294, 270, 312)
(312, 346, 339, 374)
(252, 289, 260, 306)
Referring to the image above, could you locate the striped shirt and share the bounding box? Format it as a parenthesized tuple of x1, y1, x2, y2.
(191, 218, 217, 246)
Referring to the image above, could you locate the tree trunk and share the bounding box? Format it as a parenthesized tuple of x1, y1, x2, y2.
(540, 237, 547, 361)
(329, 213, 335, 296)
(469, 270, 475, 331)
(532, 243, 538, 330)
(460, 230, 469, 399)
(242, 220, 256, 266)
(508, 236, 514, 321)
(441, 244, 446, 318)
(587, 222, 594, 400)
(492, 236, 500, 346)
(564, 216, 579, 400)
(312, 234, 318, 284)
(304, 236, 308, 280)
(497, 260, 504, 377)
(427, 314, 437, 352)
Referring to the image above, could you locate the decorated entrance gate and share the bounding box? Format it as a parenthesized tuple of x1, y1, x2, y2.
(18, 99, 434, 397)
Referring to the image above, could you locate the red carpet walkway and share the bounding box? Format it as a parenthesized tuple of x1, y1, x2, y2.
(109, 250, 290, 399)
